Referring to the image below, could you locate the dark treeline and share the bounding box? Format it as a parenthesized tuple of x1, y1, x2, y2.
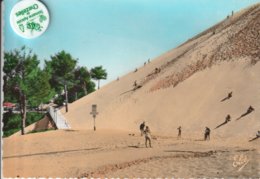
(3, 46, 107, 136)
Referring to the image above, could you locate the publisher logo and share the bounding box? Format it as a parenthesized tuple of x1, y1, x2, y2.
(10, 0, 50, 39)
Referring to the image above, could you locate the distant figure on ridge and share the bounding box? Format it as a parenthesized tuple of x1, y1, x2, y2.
(140, 121, 145, 136)
(133, 80, 137, 87)
(221, 91, 233, 102)
(177, 126, 182, 139)
(236, 105, 255, 120)
(154, 67, 161, 74)
(144, 62, 146, 66)
(215, 114, 231, 129)
(204, 127, 211, 141)
(144, 126, 152, 148)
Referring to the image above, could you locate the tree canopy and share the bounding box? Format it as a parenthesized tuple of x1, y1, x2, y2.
(3, 47, 106, 135)
(90, 66, 107, 89)
(4, 46, 54, 107)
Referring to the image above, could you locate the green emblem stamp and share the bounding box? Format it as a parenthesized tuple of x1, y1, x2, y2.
(10, 0, 50, 39)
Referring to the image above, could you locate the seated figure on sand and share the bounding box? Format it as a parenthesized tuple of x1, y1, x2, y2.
(144, 126, 152, 148)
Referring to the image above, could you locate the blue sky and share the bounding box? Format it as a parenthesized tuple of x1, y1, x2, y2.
(3, 0, 260, 85)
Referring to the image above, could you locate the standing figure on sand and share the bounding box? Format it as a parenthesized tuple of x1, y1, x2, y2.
(177, 126, 182, 139)
(204, 127, 211, 141)
(139, 121, 145, 136)
(144, 126, 152, 148)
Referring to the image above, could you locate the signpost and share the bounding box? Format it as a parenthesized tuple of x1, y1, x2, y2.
(90, 104, 98, 131)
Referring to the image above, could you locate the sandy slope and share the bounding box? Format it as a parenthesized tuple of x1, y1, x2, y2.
(62, 3, 260, 140)
(3, 3, 260, 178)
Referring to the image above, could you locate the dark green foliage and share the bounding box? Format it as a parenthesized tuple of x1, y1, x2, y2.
(45, 51, 97, 104)
(86, 81, 96, 94)
(90, 66, 108, 89)
(4, 47, 54, 107)
(3, 47, 106, 135)
(4, 47, 55, 134)
(45, 50, 77, 93)
(3, 112, 45, 137)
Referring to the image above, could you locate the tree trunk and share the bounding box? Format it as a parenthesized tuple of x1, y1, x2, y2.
(83, 81, 87, 95)
(75, 92, 78, 100)
(98, 80, 100, 89)
(20, 94, 27, 135)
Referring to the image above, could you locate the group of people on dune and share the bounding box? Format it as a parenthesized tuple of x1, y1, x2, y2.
(137, 91, 258, 147)
(139, 122, 152, 148)
(139, 122, 212, 148)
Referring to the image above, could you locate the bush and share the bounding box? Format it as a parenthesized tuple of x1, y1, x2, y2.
(3, 112, 45, 137)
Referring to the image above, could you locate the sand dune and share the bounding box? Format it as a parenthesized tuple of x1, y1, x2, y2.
(3, 3, 260, 178)
(62, 3, 260, 140)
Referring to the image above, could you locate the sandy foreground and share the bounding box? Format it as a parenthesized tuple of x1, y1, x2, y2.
(3, 129, 259, 178)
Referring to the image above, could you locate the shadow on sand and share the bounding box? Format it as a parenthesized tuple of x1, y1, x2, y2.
(248, 136, 259, 142)
(214, 121, 228, 129)
(3, 147, 101, 159)
(120, 85, 142, 95)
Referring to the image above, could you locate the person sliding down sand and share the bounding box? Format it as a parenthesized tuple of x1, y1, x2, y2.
(144, 126, 152, 148)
